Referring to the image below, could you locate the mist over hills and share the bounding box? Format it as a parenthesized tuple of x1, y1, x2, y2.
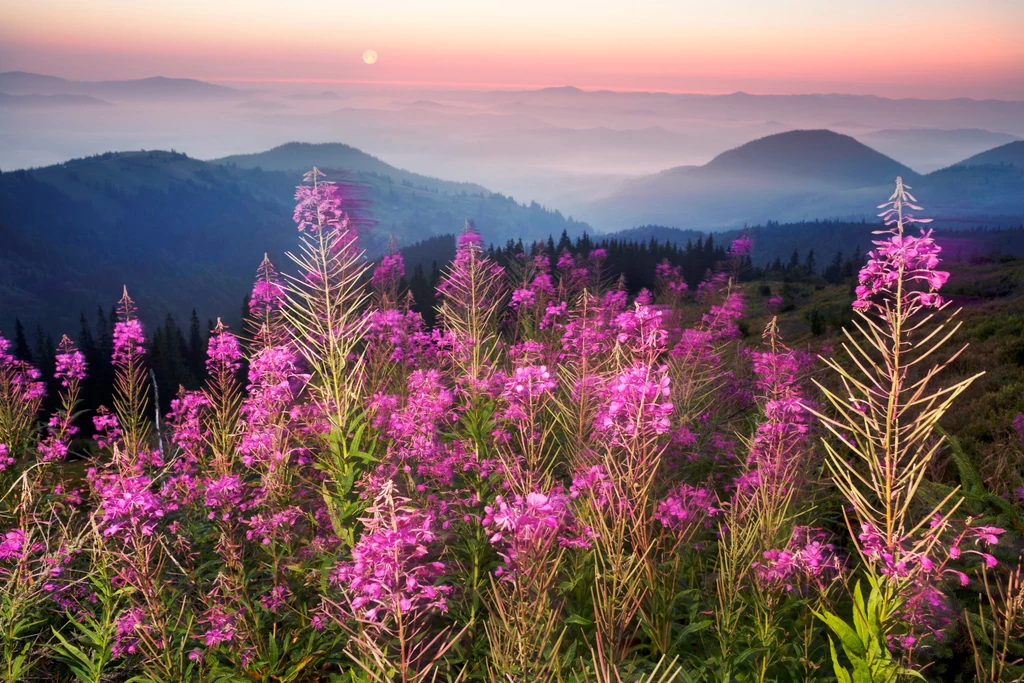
(3, 70, 1024, 334)
(211, 142, 490, 196)
(856, 128, 1020, 173)
(0, 71, 241, 101)
(5, 71, 1024, 207)
(957, 140, 1024, 168)
(572, 130, 1024, 231)
(0, 92, 112, 108)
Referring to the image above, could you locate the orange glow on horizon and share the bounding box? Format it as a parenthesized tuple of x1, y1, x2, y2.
(2, 0, 1022, 99)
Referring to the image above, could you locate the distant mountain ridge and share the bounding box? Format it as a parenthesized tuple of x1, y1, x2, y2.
(955, 140, 1024, 168)
(211, 142, 490, 196)
(574, 130, 1024, 231)
(0, 92, 112, 107)
(0, 71, 241, 101)
(702, 129, 915, 185)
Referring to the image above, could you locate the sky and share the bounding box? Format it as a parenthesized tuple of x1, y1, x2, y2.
(2, 0, 1023, 99)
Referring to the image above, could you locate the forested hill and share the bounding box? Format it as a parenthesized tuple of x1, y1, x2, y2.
(0, 150, 588, 334)
(211, 142, 490, 197)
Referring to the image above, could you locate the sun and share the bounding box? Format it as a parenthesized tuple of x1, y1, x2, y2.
(362, 50, 378, 65)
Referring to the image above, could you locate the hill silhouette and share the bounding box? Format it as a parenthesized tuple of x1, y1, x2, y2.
(212, 142, 489, 195)
(0, 71, 240, 101)
(955, 140, 1024, 168)
(0, 149, 587, 333)
(574, 130, 1023, 231)
(703, 129, 917, 185)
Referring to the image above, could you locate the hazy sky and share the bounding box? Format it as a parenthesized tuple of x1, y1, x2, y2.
(2, 0, 1023, 98)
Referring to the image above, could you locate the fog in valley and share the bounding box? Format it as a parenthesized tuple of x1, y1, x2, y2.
(4, 73, 1023, 231)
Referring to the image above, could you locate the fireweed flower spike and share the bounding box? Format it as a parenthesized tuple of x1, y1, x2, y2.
(811, 178, 994, 653)
(38, 335, 88, 463)
(204, 320, 243, 468)
(282, 168, 373, 541)
(372, 235, 405, 309)
(436, 222, 508, 393)
(111, 287, 150, 459)
(0, 334, 45, 459)
(246, 254, 288, 349)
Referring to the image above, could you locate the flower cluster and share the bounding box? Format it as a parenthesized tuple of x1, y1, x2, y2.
(364, 309, 436, 368)
(89, 470, 171, 538)
(595, 364, 673, 443)
(483, 489, 590, 576)
(614, 303, 668, 359)
(0, 334, 45, 404)
(331, 482, 450, 622)
(854, 179, 948, 311)
(654, 484, 721, 534)
(372, 252, 405, 289)
(0, 528, 26, 562)
(250, 256, 286, 315)
(206, 326, 242, 375)
(293, 171, 344, 232)
(112, 608, 150, 658)
(112, 319, 146, 366)
(54, 343, 87, 386)
(754, 527, 844, 593)
(499, 365, 557, 422)
(655, 261, 689, 297)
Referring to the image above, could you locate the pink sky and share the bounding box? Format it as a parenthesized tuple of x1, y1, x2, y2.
(2, 0, 1023, 99)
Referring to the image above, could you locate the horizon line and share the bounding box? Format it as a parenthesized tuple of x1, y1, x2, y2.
(5, 69, 1023, 103)
(198, 76, 1024, 103)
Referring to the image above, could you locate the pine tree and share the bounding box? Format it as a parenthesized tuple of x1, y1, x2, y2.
(803, 248, 816, 275)
(13, 319, 33, 363)
(187, 309, 205, 382)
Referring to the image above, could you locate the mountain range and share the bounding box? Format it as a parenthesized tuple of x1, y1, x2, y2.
(2, 128, 1022, 336)
(571, 130, 1024, 231)
(0, 71, 241, 101)
(855, 128, 1020, 173)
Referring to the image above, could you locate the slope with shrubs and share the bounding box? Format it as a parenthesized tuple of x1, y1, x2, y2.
(0, 173, 1021, 683)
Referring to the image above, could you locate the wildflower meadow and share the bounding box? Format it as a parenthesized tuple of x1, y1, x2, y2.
(1, 171, 1021, 683)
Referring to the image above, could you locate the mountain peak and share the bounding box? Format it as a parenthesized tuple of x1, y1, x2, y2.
(705, 129, 916, 186)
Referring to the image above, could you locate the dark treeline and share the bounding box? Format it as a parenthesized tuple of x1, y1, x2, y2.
(10, 307, 219, 437)
(398, 230, 734, 324)
(396, 229, 870, 323)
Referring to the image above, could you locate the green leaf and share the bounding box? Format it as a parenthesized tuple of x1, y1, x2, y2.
(828, 638, 854, 683)
(814, 608, 867, 659)
(564, 614, 592, 627)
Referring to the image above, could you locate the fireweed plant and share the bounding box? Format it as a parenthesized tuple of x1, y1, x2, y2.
(0, 173, 1017, 682)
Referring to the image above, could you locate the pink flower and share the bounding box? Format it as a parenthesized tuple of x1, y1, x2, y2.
(655, 484, 720, 533)
(595, 364, 673, 443)
(206, 326, 242, 375)
(372, 252, 405, 289)
(0, 528, 26, 561)
(330, 482, 450, 622)
(482, 487, 590, 576)
(112, 320, 146, 366)
(54, 347, 87, 386)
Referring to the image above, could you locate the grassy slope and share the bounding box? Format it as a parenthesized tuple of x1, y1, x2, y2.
(741, 257, 1024, 493)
